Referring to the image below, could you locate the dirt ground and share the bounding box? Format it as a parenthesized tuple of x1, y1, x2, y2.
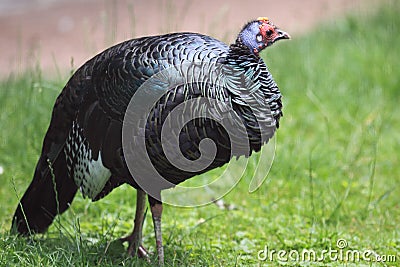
(0, 0, 382, 78)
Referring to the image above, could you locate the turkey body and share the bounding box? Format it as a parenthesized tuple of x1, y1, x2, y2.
(12, 18, 289, 265)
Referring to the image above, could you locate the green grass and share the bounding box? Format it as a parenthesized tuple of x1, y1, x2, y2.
(1, 2, 400, 266)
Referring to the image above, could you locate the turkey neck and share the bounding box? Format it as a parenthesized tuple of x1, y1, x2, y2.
(226, 39, 282, 120)
(226, 39, 259, 65)
(220, 40, 283, 153)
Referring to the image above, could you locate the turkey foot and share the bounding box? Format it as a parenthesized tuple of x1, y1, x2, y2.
(119, 235, 149, 259)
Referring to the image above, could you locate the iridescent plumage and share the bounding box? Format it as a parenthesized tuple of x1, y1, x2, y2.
(12, 18, 289, 265)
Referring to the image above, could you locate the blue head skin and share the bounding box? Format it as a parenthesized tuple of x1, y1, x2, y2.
(238, 17, 290, 56)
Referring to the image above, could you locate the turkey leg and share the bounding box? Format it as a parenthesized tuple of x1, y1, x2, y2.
(120, 189, 148, 258)
(149, 200, 164, 266)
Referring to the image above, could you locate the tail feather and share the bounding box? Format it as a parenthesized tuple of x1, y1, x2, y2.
(11, 150, 78, 235)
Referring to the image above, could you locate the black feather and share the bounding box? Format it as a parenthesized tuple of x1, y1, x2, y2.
(12, 26, 284, 234)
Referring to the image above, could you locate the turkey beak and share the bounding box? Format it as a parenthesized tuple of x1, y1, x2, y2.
(274, 29, 291, 42)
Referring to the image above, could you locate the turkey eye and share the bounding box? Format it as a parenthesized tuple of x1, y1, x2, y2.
(266, 29, 273, 36)
(256, 34, 263, 42)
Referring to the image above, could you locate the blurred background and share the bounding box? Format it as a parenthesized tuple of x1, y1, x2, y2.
(0, 0, 399, 265)
(0, 0, 382, 78)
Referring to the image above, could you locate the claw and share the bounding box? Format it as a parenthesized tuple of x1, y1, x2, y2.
(137, 245, 149, 258)
(119, 236, 150, 262)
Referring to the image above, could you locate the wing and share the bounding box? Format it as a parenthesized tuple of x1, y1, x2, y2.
(70, 33, 229, 198)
